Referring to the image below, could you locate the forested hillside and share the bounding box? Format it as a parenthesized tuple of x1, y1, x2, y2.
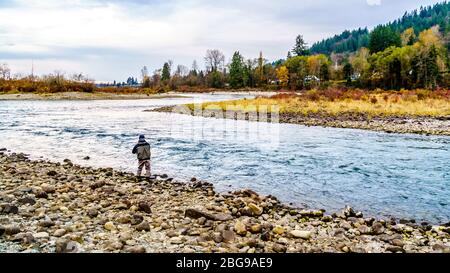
(310, 1, 450, 55)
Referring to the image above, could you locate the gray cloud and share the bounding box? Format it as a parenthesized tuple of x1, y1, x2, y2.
(0, 0, 444, 82)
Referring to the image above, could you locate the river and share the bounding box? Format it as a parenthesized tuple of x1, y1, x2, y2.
(0, 93, 449, 223)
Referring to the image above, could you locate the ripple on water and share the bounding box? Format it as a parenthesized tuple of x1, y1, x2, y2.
(0, 95, 449, 224)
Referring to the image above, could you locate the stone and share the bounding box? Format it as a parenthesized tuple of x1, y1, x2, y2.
(260, 231, 272, 241)
(39, 219, 55, 228)
(83, 156, 90, 160)
(56, 239, 73, 253)
(87, 209, 99, 218)
(47, 170, 57, 176)
(234, 221, 247, 236)
(197, 217, 206, 225)
(290, 230, 312, 240)
(41, 184, 55, 194)
(104, 221, 116, 231)
(386, 246, 404, 253)
(13, 232, 35, 244)
(185, 208, 233, 222)
(272, 226, 285, 235)
(273, 244, 287, 253)
(391, 239, 405, 247)
(18, 196, 36, 205)
(250, 224, 263, 234)
(1, 204, 18, 214)
(372, 222, 385, 235)
(35, 190, 48, 199)
(117, 214, 132, 224)
(357, 225, 371, 235)
(340, 221, 352, 230)
(138, 201, 152, 214)
(54, 229, 67, 237)
(135, 221, 151, 232)
(124, 246, 146, 253)
(34, 232, 50, 239)
(5, 225, 21, 235)
(130, 214, 144, 225)
(247, 203, 263, 216)
(90, 181, 106, 190)
(222, 230, 236, 243)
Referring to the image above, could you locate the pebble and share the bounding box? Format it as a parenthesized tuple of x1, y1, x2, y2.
(290, 230, 312, 240)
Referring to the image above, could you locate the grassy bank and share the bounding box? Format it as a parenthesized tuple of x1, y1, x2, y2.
(188, 89, 450, 118)
(152, 88, 450, 135)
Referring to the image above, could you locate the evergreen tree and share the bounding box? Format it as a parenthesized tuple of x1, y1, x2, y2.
(319, 63, 330, 81)
(343, 63, 354, 85)
(369, 26, 402, 53)
(229, 51, 244, 88)
(161, 62, 171, 82)
(292, 35, 310, 56)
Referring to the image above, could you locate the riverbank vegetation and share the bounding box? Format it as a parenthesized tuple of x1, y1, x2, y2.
(187, 89, 450, 118)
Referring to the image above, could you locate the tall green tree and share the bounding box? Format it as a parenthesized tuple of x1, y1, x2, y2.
(161, 62, 171, 82)
(369, 26, 402, 53)
(292, 35, 310, 56)
(229, 51, 244, 88)
(343, 63, 354, 85)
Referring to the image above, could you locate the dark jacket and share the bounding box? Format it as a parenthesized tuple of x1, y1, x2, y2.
(132, 140, 151, 160)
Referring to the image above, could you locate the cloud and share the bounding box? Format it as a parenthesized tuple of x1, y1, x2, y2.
(0, 0, 444, 81)
(367, 0, 382, 6)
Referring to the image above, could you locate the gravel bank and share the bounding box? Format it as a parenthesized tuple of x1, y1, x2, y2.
(1, 151, 449, 253)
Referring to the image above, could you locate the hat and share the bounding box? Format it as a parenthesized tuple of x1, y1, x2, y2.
(139, 134, 145, 140)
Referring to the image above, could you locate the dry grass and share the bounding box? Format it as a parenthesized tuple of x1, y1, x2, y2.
(189, 89, 450, 118)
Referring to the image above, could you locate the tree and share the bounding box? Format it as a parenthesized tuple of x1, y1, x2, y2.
(401, 28, 417, 46)
(292, 35, 310, 56)
(0, 63, 11, 80)
(276, 66, 289, 88)
(204, 49, 225, 72)
(256, 51, 266, 85)
(191, 60, 198, 76)
(229, 51, 244, 89)
(319, 63, 330, 81)
(369, 26, 402, 53)
(161, 62, 171, 82)
(140, 66, 149, 84)
(343, 63, 354, 84)
(207, 70, 224, 88)
(350, 48, 370, 73)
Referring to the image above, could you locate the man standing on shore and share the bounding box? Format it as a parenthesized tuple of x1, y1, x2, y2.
(132, 134, 151, 178)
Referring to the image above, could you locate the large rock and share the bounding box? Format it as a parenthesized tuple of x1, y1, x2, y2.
(234, 221, 247, 236)
(272, 226, 285, 235)
(372, 222, 385, 235)
(221, 230, 236, 243)
(185, 208, 233, 222)
(290, 230, 312, 240)
(135, 221, 151, 232)
(247, 203, 263, 216)
(104, 222, 116, 231)
(41, 183, 55, 194)
(1, 204, 19, 214)
(138, 201, 152, 214)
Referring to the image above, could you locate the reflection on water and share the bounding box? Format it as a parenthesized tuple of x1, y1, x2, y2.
(0, 93, 449, 223)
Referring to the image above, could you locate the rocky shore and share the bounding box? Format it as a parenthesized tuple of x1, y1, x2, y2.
(152, 106, 450, 136)
(0, 92, 187, 101)
(1, 151, 449, 253)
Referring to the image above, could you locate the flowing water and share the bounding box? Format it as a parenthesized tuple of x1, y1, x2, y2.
(0, 93, 449, 223)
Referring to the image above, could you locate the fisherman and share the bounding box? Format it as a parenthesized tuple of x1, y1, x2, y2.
(132, 134, 151, 178)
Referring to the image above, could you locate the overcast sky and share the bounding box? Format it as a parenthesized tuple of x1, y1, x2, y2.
(0, 0, 444, 82)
